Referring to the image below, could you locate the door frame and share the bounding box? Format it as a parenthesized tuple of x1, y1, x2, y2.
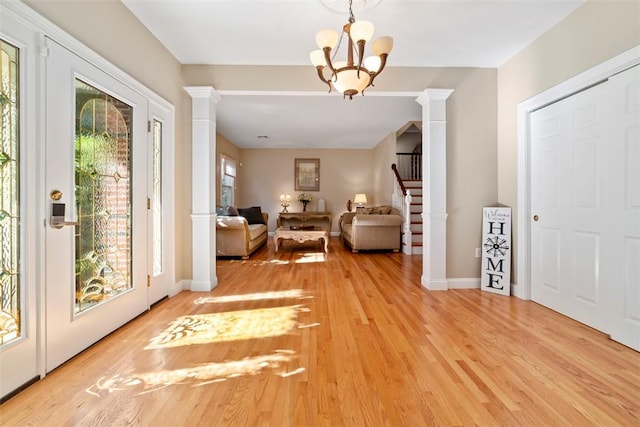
(516, 45, 640, 301)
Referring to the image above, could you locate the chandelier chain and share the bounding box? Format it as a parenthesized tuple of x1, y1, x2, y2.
(348, 0, 355, 23)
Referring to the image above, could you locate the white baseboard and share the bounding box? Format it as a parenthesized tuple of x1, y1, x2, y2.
(171, 279, 190, 296)
(421, 278, 448, 291)
(447, 278, 480, 289)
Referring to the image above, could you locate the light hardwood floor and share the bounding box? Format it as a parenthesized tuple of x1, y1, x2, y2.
(1, 237, 639, 426)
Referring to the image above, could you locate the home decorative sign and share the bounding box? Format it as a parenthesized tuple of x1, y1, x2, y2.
(480, 207, 511, 296)
(294, 158, 320, 191)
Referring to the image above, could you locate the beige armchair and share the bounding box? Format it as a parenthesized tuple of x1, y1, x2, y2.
(339, 207, 402, 252)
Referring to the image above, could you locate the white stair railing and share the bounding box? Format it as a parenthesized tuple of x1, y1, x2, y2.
(391, 164, 413, 255)
(403, 191, 413, 255)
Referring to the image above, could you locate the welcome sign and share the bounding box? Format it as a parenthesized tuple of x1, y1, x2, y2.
(481, 207, 511, 296)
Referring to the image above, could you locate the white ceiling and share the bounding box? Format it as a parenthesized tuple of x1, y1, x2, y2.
(121, 0, 584, 148)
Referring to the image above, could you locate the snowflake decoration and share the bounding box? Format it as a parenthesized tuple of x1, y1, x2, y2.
(484, 236, 510, 257)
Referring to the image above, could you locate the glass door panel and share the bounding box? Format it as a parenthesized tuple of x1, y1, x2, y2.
(0, 39, 20, 345)
(75, 80, 133, 313)
(152, 119, 162, 276)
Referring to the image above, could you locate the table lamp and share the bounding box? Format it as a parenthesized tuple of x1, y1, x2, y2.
(354, 193, 367, 208)
(279, 194, 291, 212)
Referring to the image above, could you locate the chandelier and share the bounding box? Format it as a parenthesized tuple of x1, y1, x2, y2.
(310, 0, 393, 99)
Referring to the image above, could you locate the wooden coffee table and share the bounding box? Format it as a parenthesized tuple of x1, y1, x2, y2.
(274, 226, 329, 253)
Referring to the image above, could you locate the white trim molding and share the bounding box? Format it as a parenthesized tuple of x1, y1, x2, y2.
(516, 45, 640, 300)
(448, 278, 481, 289)
(416, 89, 454, 291)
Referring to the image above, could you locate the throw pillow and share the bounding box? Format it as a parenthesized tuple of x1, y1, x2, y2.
(371, 205, 392, 215)
(238, 206, 265, 224)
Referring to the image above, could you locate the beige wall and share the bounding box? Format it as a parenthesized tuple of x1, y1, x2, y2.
(497, 0, 640, 279)
(372, 132, 397, 206)
(237, 149, 374, 232)
(24, 0, 194, 281)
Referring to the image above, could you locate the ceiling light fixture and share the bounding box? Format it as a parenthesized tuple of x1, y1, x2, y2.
(310, 0, 393, 99)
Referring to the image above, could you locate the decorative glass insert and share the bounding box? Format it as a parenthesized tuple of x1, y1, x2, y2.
(75, 79, 133, 313)
(152, 119, 162, 276)
(0, 40, 20, 344)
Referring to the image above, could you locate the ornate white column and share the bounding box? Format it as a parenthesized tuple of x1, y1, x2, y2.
(184, 86, 221, 291)
(416, 89, 454, 290)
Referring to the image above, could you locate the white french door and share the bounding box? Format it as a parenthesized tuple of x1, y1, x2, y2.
(44, 39, 149, 371)
(0, 13, 39, 401)
(530, 65, 640, 351)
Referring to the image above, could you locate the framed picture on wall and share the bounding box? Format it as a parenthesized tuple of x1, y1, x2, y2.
(295, 158, 320, 191)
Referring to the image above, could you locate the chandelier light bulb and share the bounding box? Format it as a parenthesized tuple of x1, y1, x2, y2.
(332, 69, 371, 98)
(315, 29, 339, 49)
(310, 49, 326, 67)
(363, 56, 381, 73)
(350, 20, 375, 43)
(372, 36, 394, 55)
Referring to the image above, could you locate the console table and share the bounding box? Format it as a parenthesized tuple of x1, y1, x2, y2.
(277, 211, 332, 229)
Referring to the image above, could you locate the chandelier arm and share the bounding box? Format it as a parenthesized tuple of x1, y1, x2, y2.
(368, 53, 389, 86)
(315, 66, 333, 92)
(355, 39, 366, 78)
(323, 47, 338, 76)
(346, 27, 355, 67)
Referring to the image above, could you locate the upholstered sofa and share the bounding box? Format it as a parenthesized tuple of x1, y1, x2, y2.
(339, 206, 403, 252)
(216, 207, 268, 259)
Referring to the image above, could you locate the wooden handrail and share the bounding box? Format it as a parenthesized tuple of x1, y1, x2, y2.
(391, 163, 407, 196)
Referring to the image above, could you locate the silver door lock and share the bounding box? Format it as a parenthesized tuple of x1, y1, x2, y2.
(50, 202, 78, 229)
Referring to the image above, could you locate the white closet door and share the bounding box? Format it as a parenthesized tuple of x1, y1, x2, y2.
(530, 81, 608, 333)
(531, 65, 640, 351)
(603, 65, 640, 351)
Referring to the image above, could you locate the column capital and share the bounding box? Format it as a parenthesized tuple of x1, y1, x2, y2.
(184, 86, 222, 103)
(416, 88, 454, 106)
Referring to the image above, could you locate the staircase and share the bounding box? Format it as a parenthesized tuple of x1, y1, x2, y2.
(404, 180, 423, 254)
(391, 163, 423, 255)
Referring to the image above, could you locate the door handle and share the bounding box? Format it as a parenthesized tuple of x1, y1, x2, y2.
(533, 215, 539, 222)
(50, 217, 79, 229)
(50, 202, 78, 229)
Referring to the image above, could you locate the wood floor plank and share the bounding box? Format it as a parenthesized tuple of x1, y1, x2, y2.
(1, 237, 639, 426)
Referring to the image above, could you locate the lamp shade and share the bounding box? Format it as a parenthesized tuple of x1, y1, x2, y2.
(363, 55, 381, 73)
(354, 193, 367, 205)
(332, 69, 371, 96)
(372, 36, 394, 55)
(349, 20, 375, 43)
(309, 49, 326, 67)
(316, 29, 339, 49)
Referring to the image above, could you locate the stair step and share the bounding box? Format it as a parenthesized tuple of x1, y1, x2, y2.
(412, 242, 423, 247)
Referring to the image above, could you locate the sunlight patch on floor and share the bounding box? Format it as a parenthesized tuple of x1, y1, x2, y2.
(145, 305, 304, 349)
(85, 350, 303, 397)
(294, 252, 326, 263)
(194, 289, 305, 304)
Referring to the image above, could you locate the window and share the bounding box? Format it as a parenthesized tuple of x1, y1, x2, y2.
(220, 155, 236, 207)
